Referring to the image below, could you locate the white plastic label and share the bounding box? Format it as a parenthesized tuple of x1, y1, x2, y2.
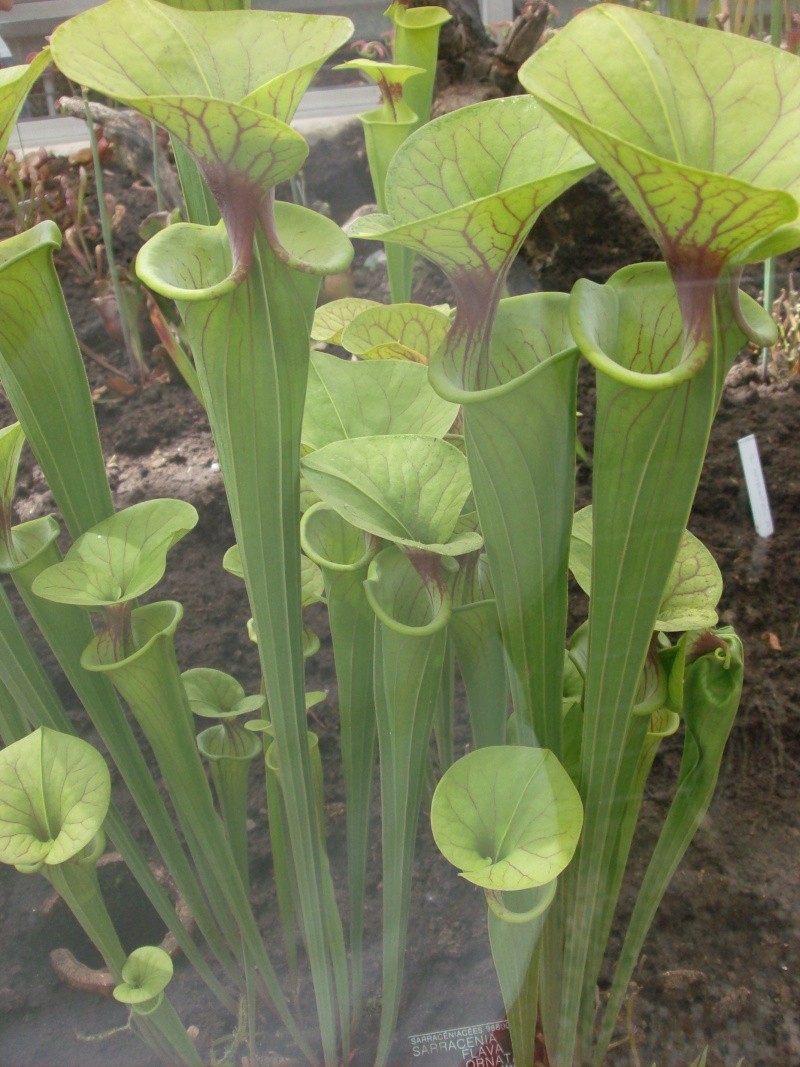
(408, 1020, 513, 1065)
(737, 434, 774, 538)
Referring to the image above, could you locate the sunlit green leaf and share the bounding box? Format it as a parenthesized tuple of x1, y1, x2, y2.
(336, 59, 422, 124)
(431, 746, 583, 891)
(303, 350, 457, 451)
(570, 505, 722, 632)
(302, 435, 481, 555)
(521, 5, 800, 269)
(0, 727, 110, 870)
(32, 499, 197, 608)
(51, 1, 351, 124)
(341, 302, 450, 363)
(113, 946, 173, 1005)
(0, 51, 52, 154)
(348, 96, 593, 280)
(182, 667, 265, 720)
(51, 1, 352, 277)
(311, 297, 381, 344)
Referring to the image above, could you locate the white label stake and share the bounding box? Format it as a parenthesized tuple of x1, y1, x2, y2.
(737, 434, 774, 538)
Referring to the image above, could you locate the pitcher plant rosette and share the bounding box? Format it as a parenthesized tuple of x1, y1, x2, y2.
(0, 3, 793, 1066)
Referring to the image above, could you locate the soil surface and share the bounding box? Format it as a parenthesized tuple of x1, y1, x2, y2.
(0, 125, 798, 1067)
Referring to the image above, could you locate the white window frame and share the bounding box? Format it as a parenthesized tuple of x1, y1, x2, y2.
(481, 0, 514, 22)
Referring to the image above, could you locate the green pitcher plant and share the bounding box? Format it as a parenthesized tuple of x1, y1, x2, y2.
(0, 728, 203, 1065)
(0, 3, 792, 1066)
(343, 0, 451, 302)
(52, 4, 358, 1062)
(519, 8, 798, 1062)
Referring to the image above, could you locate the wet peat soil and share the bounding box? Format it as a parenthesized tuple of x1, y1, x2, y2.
(0, 133, 798, 1067)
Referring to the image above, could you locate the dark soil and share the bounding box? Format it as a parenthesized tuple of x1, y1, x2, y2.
(0, 125, 798, 1067)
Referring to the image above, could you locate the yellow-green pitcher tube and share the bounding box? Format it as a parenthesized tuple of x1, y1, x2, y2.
(81, 600, 312, 1060)
(0, 223, 113, 537)
(2, 517, 236, 1000)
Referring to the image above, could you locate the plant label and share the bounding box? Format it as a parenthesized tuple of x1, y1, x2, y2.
(408, 1020, 514, 1065)
(737, 434, 774, 538)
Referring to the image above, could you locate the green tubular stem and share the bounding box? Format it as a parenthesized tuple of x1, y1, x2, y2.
(139, 187, 356, 1052)
(574, 711, 651, 1061)
(157, 321, 204, 406)
(0, 669, 28, 743)
(47, 862, 204, 1067)
(151, 121, 164, 213)
(593, 634, 743, 1065)
(577, 703, 679, 1056)
(3, 523, 239, 997)
(2, 556, 222, 1014)
(266, 731, 351, 1064)
(487, 881, 555, 1067)
(433, 636, 455, 771)
(391, 6, 450, 134)
(360, 116, 416, 303)
(490, 926, 541, 1067)
(300, 503, 377, 1029)
(0, 580, 77, 735)
(203, 745, 257, 896)
(318, 581, 375, 1026)
(0, 222, 113, 538)
(431, 295, 580, 757)
(385, 233, 415, 304)
(431, 294, 579, 1067)
(324, 873, 351, 1060)
(318, 812, 352, 1063)
(465, 362, 578, 753)
(369, 555, 449, 1067)
(557, 392, 713, 1063)
(172, 138, 219, 228)
(104, 806, 235, 1017)
(244, 934, 258, 1067)
(0, 233, 220, 998)
(449, 551, 507, 749)
(450, 598, 508, 748)
(172, 228, 348, 1065)
(264, 746, 300, 989)
(553, 271, 749, 1067)
(329, 570, 376, 1029)
(47, 861, 127, 976)
(135, 1002, 205, 1067)
(81, 600, 312, 1061)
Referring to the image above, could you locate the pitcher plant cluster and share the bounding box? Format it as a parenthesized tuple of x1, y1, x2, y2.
(0, 2, 796, 1065)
